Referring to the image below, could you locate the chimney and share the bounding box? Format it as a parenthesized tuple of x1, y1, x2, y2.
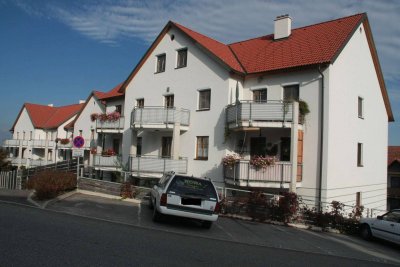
(79, 100, 85, 104)
(48, 104, 54, 107)
(274, 14, 292, 40)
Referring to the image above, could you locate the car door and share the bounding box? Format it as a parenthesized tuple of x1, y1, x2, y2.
(372, 211, 400, 243)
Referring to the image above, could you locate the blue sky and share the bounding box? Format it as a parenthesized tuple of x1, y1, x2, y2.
(0, 0, 399, 145)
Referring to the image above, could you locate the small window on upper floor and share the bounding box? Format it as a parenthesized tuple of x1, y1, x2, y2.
(156, 54, 166, 73)
(253, 89, 268, 103)
(283, 84, 299, 102)
(115, 105, 122, 115)
(176, 48, 187, 68)
(198, 89, 211, 111)
(165, 95, 174, 108)
(79, 130, 83, 137)
(358, 97, 364, 119)
(357, 143, 363, 167)
(136, 98, 144, 108)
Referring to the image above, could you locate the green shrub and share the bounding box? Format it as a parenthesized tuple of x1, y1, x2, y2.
(27, 171, 76, 200)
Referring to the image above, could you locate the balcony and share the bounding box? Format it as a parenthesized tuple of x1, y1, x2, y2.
(131, 107, 190, 131)
(96, 117, 125, 133)
(224, 160, 302, 188)
(3, 140, 29, 147)
(93, 155, 122, 170)
(226, 101, 301, 129)
(130, 155, 188, 177)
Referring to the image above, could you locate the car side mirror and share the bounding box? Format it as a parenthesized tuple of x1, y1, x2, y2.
(377, 215, 383, 220)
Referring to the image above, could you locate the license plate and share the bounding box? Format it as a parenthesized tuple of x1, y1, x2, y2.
(181, 198, 201, 206)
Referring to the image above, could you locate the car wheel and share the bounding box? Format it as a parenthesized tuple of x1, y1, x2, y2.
(360, 224, 372, 240)
(202, 221, 212, 229)
(152, 205, 163, 222)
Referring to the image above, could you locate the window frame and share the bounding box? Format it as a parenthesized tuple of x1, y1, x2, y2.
(136, 98, 144, 108)
(164, 94, 174, 108)
(358, 96, 364, 119)
(155, 53, 166, 73)
(198, 89, 211, 111)
(195, 136, 209, 160)
(283, 84, 300, 102)
(253, 88, 268, 103)
(176, 48, 188, 69)
(357, 142, 363, 167)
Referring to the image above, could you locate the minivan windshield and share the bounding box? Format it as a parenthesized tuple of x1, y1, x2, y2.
(167, 176, 217, 200)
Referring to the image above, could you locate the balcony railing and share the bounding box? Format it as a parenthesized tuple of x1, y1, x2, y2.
(94, 155, 121, 168)
(224, 160, 300, 184)
(3, 140, 30, 147)
(130, 155, 188, 175)
(226, 101, 297, 127)
(131, 107, 190, 129)
(96, 117, 125, 131)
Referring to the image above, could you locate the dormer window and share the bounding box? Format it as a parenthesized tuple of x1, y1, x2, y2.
(176, 48, 187, 68)
(156, 54, 166, 73)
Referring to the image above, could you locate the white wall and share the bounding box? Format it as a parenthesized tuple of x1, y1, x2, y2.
(123, 26, 231, 186)
(324, 23, 388, 210)
(13, 108, 34, 140)
(74, 95, 105, 140)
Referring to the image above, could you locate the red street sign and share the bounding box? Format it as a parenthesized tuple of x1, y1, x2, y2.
(73, 136, 85, 148)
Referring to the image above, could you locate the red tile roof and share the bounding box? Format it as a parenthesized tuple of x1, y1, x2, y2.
(94, 83, 124, 100)
(172, 22, 244, 73)
(229, 14, 363, 73)
(388, 146, 400, 166)
(12, 103, 84, 130)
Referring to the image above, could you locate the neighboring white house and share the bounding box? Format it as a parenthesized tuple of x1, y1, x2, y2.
(115, 13, 393, 211)
(3, 102, 84, 167)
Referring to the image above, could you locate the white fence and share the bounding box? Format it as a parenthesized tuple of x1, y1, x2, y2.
(0, 170, 20, 190)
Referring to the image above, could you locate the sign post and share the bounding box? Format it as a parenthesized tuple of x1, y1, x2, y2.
(73, 136, 85, 181)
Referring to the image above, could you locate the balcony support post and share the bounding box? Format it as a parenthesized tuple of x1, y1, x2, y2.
(290, 101, 299, 193)
(172, 122, 180, 160)
(130, 130, 137, 156)
(18, 143, 23, 168)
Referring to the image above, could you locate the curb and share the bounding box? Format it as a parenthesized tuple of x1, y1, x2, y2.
(27, 189, 142, 208)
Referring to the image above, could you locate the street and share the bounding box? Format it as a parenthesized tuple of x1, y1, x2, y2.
(0, 193, 399, 266)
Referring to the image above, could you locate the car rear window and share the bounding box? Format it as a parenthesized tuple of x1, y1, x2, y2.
(167, 176, 217, 200)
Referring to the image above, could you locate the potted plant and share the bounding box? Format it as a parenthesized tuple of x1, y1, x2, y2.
(299, 100, 310, 124)
(60, 138, 70, 145)
(222, 154, 240, 169)
(250, 155, 276, 170)
(90, 113, 99, 122)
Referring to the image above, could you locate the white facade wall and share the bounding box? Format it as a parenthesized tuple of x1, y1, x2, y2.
(123, 27, 231, 186)
(74, 95, 104, 140)
(13, 108, 34, 140)
(324, 23, 388, 210)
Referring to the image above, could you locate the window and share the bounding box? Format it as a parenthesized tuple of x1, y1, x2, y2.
(196, 136, 209, 160)
(79, 130, 83, 137)
(136, 99, 144, 108)
(358, 97, 364, 119)
(156, 54, 166, 73)
(137, 137, 142, 156)
(176, 48, 187, 68)
(357, 143, 363, 167)
(253, 89, 267, 102)
(162, 137, 172, 157)
(283, 85, 299, 102)
(198, 89, 211, 110)
(23, 131, 25, 140)
(29, 131, 32, 140)
(165, 95, 174, 108)
(115, 105, 122, 115)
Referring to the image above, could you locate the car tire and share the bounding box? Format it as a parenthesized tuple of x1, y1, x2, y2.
(202, 221, 212, 229)
(153, 205, 163, 222)
(360, 224, 372, 240)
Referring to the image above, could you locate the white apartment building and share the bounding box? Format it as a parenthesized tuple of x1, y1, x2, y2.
(3, 13, 393, 211)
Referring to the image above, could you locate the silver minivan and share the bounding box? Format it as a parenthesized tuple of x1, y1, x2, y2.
(149, 172, 220, 229)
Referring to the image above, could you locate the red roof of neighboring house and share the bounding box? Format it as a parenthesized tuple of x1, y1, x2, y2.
(94, 83, 124, 100)
(388, 146, 400, 166)
(11, 103, 84, 131)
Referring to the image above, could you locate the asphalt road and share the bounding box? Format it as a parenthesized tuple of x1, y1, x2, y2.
(0, 193, 399, 266)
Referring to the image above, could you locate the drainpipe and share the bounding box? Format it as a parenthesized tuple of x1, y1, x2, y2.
(317, 65, 325, 211)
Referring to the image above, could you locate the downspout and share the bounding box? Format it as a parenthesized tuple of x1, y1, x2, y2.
(317, 65, 325, 211)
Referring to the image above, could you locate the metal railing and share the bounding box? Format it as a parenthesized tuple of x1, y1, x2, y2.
(94, 155, 122, 168)
(130, 155, 188, 175)
(224, 160, 295, 183)
(226, 101, 295, 125)
(3, 139, 21, 147)
(96, 117, 125, 130)
(131, 107, 190, 128)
